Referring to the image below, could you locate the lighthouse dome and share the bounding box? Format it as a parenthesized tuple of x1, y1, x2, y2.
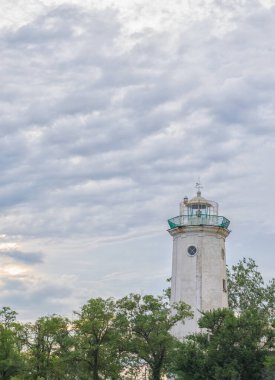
(183, 190, 218, 217)
(186, 191, 212, 207)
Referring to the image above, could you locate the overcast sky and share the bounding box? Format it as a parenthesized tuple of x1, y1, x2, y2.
(0, 0, 274, 321)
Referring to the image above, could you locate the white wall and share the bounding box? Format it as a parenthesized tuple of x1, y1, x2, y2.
(170, 226, 229, 339)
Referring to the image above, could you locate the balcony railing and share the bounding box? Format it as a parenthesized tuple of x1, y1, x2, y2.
(168, 214, 230, 229)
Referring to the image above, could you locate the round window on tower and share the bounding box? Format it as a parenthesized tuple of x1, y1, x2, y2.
(187, 245, 197, 256)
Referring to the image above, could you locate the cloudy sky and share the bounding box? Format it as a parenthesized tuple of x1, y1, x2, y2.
(0, 0, 274, 321)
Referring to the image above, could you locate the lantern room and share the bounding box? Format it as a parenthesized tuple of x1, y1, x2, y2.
(180, 190, 218, 217)
(168, 188, 230, 230)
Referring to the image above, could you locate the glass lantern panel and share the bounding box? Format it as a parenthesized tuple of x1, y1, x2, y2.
(189, 204, 209, 216)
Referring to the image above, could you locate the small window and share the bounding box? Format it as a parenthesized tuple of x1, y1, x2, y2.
(223, 279, 227, 292)
(187, 245, 197, 256)
(221, 248, 225, 260)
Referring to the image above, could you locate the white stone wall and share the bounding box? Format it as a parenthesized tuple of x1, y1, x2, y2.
(170, 226, 229, 339)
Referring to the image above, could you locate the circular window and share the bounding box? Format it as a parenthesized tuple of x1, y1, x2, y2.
(187, 245, 197, 256)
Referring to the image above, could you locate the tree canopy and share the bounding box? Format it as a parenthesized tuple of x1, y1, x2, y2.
(172, 258, 275, 380)
(116, 293, 192, 380)
(0, 257, 273, 379)
(227, 257, 274, 317)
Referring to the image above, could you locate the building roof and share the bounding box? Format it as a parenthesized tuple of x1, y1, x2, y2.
(186, 191, 213, 207)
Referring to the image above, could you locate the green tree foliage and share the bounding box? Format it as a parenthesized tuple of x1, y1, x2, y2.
(0, 257, 273, 379)
(0, 307, 25, 380)
(227, 257, 275, 317)
(264, 355, 275, 380)
(73, 297, 125, 380)
(25, 314, 72, 379)
(172, 258, 274, 380)
(117, 293, 192, 380)
(173, 308, 273, 380)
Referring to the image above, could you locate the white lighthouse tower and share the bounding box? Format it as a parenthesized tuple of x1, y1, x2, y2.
(168, 183, 230, 339)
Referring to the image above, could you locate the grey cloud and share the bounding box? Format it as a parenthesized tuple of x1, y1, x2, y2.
(0, 278, 74, 319)
(3, 5, 119, 48)
(1, 278, 29, 292)
(0, 2, 274, 319)
(0, 250, 44, 264)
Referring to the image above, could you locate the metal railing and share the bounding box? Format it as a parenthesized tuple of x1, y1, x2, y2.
(168, 214, 230, 229)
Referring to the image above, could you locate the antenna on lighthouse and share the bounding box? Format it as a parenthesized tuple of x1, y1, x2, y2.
(195, 178, 203, 196)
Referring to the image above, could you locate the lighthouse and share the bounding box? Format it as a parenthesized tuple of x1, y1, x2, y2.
(168, 183, 230, 339)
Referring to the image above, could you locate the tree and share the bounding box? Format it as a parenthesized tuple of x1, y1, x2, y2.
(173, 308, 273, 380)
(227, 257, 274, 317)
(117, 293, 192, 380)
(0, 307, 25, 380)
(73, 297, 125, 380)
(227, 258, 275, 378)
(25, 314, 72, 380)
(172, 258, 274, 380)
